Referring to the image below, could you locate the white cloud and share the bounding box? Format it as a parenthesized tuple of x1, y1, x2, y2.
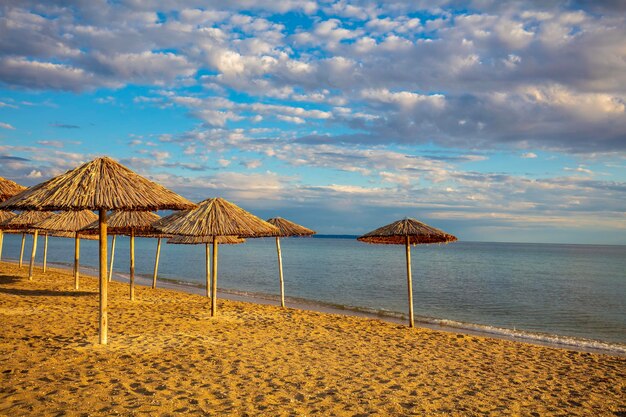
(0, 122, 15, 130)
(0, 58, 109, 91)
(379, 171, 412, 186)
(241, 159, 262, 169)
(277, 115, 305, 124)
(519, 84, 625, 121)
(195, 109, 242, 127)
(37, 140, 64, 148)
(361, 88, 446, 109)
(92, 51, 195, 84)
(564, 166, 593, 174)
(521, 152, 537, 159)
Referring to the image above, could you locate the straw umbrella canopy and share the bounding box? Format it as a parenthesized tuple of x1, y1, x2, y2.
(82, 210, 166, 301)
(167, 235, 245, 298)
(0, 177, 27, 202)
(0, 210, 16, 223)
(0, 156, 195, 345)
(266, 217, 315, 308)
(0, 210, 56, 279)
(167, 235, 245, 244)
(155, 197, 279, 316)
(357, 218, 457, 328)
(0, 177, 26, 262)
(34, 210, 98, 288)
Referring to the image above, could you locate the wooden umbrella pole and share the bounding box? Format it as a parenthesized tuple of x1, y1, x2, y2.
(28, 229, 38, 280)
(405, 235, 414, 328)
(129, 229, 135, 301)
(108, 235, 116, 282)
(99, 209, 108, 345)
(74, 232, 80, 290)
(19, 233, 25, 267)
(43, 233, 48, 273)
(0, 230, 4, 261)
(211, 236, 218, 317)
(205, 242, 211, 298)
(276, 237, 285, 308)
(152, 237, 161, 289)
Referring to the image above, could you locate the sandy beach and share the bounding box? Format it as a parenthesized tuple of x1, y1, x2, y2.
(0, 262, 624, 416)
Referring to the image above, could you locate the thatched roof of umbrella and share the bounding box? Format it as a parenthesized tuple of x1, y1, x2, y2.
(34, 210, 98, 233)
(0, 210, 16, 223)
(0, 156, 196, 211)
(0, 210, 56, 231)
(155, 197, 279, 237)
(0, 177, 27, 202)
(167, 235, 245, 245)
(357, 218, 457, 245)
(266, 217, 315, 237)
(81, 210, 165, 236)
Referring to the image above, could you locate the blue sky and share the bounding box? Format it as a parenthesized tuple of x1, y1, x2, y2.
(0, 0, 625, 244)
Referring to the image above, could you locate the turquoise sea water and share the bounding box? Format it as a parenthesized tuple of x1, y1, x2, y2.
(2, 234, 625, 351)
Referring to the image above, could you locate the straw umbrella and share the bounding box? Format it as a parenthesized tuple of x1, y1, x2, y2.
(82, 210, 164, 301)
(155, 197, 279, 316)
(34, 210, 98, 289)
(0, 211, 56, 279)
(166, 234, 245, 297)
(0, 177, 26, 262)
(0, 156, 195, 344)
(266, 217, 315, 308)
(357, 218, 457, 328)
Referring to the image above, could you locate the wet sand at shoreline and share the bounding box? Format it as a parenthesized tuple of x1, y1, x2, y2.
(0, 262, 624, 416)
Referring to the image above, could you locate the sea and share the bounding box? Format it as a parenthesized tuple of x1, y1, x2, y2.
(2, 233, 625, 354)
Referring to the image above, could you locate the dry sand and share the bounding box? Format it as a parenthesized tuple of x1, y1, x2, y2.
(0, 261, 624, 416)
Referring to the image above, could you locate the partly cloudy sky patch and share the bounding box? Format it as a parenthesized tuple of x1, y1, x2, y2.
(0, 0, 624, 243)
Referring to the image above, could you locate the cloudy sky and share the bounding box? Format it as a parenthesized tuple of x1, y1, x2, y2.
(0, 0, 625, 243)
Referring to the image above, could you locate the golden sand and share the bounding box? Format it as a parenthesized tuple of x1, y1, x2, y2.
(0, 262, 624, 416)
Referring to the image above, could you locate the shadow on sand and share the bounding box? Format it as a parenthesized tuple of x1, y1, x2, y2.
(0, 274, 94, 297)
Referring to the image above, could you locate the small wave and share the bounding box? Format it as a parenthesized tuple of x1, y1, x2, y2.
(427, 318, 626, 355)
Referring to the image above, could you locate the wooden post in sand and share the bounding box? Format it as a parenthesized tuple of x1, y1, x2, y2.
(108, 235, 116, 282)
(152, 237, 161, 289)
(129, 229, 135, 301)
(43, 233, 48, 273)
(74, 232, 80, 289)
(0, 231, 4, 261)
(19, 233, 25, 267)
(99, 209, 108, 345)
(28, 230, 38, 280)
(276, 237, 285, 308)
(211, 236, 218, 317)
(205, 243, 211, 298)
(405, 235, 414, 328)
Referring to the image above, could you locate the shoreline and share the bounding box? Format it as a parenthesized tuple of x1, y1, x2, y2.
(10, 258, 625, 357)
